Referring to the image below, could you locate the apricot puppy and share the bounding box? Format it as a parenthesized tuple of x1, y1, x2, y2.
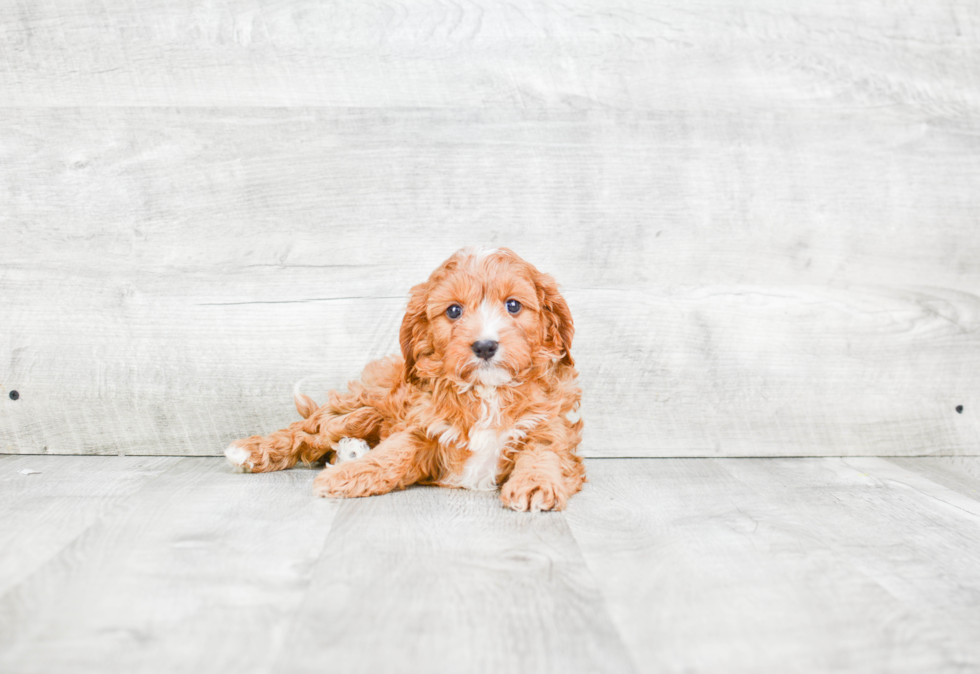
(225, 247, 585, 511)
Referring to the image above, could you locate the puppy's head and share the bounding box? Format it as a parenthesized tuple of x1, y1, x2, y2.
(400, 247, 574, 386)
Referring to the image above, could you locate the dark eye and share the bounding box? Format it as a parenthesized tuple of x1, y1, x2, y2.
(446, 304, 463, 320)
(506, 299, 522, 314)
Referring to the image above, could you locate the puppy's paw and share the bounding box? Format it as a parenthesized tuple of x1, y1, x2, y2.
(224, 436, 286, 473)
(312, 461, 394, 499)
(225, 440, 257, 472)
(500, 475, 569, 512)
(333, 437, 371, 463)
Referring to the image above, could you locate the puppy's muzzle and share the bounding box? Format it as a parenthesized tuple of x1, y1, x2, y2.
(471, 340, 499, 361)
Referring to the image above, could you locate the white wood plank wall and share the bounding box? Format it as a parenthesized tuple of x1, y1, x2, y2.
(1, 1, 978, 457)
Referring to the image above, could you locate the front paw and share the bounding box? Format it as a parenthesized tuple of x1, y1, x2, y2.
(500, 474, 569, 512)
(312, 461, 393, 499)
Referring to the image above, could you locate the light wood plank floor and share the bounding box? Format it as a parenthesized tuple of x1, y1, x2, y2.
(1, 456, 978, 673)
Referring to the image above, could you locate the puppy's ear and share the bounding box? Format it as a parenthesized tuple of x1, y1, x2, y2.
(399, 282, 431, 384)
(537, 272, 575, 367)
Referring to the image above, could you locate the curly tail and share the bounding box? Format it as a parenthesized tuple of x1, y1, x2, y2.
(293, 377, 320, 419)
(293, 393, 319, 419)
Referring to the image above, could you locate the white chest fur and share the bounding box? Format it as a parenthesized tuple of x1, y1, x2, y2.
(452, 385, 511, 491)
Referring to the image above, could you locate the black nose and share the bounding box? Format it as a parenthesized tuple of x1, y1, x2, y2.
(471, 340, 499, 361)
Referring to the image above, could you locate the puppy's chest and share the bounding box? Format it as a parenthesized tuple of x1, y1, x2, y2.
(448, 386, 519, 491)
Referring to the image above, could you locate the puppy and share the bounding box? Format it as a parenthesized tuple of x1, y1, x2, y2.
(225, 247, 585, 511)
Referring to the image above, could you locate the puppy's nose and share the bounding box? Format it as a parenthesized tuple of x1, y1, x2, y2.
(471, 340, 499, 361)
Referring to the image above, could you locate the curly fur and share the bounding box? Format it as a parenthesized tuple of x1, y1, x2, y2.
(226, 247, 585, 511)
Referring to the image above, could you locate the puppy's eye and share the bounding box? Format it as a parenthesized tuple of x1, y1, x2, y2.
(505, 299, 522, 315)
(446, 304, 463, 320)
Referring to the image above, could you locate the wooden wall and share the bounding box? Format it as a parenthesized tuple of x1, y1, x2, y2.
(1, 0, 978, 457)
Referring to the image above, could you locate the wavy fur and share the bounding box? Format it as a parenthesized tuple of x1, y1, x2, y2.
(226, 247, 585, 511)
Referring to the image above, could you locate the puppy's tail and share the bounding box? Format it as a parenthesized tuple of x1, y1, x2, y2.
(293, 377, 320, 419)
(294, 393, 319, 419)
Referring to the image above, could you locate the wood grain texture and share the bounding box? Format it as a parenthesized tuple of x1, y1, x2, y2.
(1, 0, 978, 112)
(0, 458, 340, 674)
(0, 457, 634, 674)
(2, 456, 980, 673)
(0, 455, 180, 597)
(886, 456, 980, 503)
(565, 458, 980, 673)
(279, 485, 635, 674)
(1, 1, 979, 457)
(1, 106, 978, 456)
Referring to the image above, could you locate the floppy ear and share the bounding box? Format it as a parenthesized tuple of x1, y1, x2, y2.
(537, 273, 575, 367)
(399, 282, 431, 384)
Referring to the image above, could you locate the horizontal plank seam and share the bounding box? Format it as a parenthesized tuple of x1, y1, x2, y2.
(196, 295, 405, 306)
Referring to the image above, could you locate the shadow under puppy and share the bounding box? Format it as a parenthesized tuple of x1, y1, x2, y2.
(225, 247, 585, 511)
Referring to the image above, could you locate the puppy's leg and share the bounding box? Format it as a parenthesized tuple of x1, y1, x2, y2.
(226, 404, 381, 473)
(313, 430, 429, 498)
(500, 442, 585, 512)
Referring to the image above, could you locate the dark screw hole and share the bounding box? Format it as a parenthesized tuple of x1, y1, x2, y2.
(956, 405, 964, 414)
(9, 390, 19, 401)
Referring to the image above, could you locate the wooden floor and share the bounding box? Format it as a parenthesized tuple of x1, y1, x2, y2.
(1, 456, 979, 673)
